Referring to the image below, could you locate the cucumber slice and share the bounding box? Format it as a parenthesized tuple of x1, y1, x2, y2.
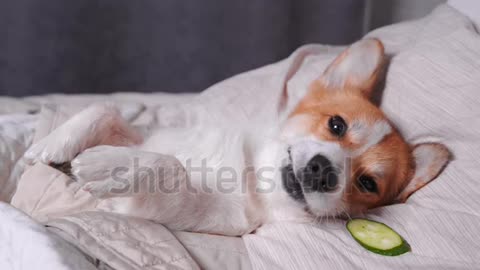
(347, 219, 411, 256)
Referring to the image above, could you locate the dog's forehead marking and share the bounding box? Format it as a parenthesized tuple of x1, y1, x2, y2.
(368, 161, 387, 178)
(281, 114, 312, 140)
(350, 119, 392, 156)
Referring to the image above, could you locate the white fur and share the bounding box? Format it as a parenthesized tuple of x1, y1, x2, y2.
(303, 192, 345, 217)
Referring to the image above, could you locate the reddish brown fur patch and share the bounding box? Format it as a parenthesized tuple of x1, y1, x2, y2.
(343, 133, 413, 214)
(290, 83, 414, 214)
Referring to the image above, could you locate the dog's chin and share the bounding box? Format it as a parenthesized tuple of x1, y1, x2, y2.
(303, 191, 345, 217)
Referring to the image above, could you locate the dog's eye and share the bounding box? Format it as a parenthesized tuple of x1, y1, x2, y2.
(328, 116, 347, 137)
(358, 175, 378, 193)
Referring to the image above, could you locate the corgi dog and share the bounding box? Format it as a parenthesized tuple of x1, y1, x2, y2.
(25, 39, 450, 236)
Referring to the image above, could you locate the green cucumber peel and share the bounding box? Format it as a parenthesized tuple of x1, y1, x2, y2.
(347, 219, 411, 256)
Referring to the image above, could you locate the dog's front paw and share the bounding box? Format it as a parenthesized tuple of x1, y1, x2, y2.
(71, 145, 132, 198)
(24, 133, 82, 165)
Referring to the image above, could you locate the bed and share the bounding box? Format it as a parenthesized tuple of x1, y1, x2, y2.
(1, 3, 480, 269)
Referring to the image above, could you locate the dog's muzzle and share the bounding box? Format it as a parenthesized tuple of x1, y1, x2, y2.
(300, 154, 338, 193)
(282, 153, 339, 201)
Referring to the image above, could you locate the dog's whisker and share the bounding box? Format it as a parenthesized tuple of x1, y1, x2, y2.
(341, 205, 352, 221)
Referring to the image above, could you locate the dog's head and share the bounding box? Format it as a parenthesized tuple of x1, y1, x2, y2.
(280, 39, 450, 217)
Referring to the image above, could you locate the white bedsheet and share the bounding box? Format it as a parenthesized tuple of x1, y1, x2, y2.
(0, 202, 97, 270)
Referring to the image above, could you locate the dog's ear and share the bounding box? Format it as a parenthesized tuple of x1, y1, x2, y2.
(396, 143, 451, 203)
(318, 38, 385, 98)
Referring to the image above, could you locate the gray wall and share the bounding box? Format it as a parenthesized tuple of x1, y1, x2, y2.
(0, 0, 445, 97)
(0, 0, 367, 96)
(368, 0, 446, 30)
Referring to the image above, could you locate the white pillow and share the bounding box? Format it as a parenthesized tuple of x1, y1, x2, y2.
(449, 0, 480, 28)
(244, 4, 480, 269)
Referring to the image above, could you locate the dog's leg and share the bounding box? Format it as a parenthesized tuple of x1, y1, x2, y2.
(24, 103, 142, 165)
(71, 145, 260, 236)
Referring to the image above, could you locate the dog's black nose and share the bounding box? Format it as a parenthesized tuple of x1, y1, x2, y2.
(302, 154, 338, 193)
